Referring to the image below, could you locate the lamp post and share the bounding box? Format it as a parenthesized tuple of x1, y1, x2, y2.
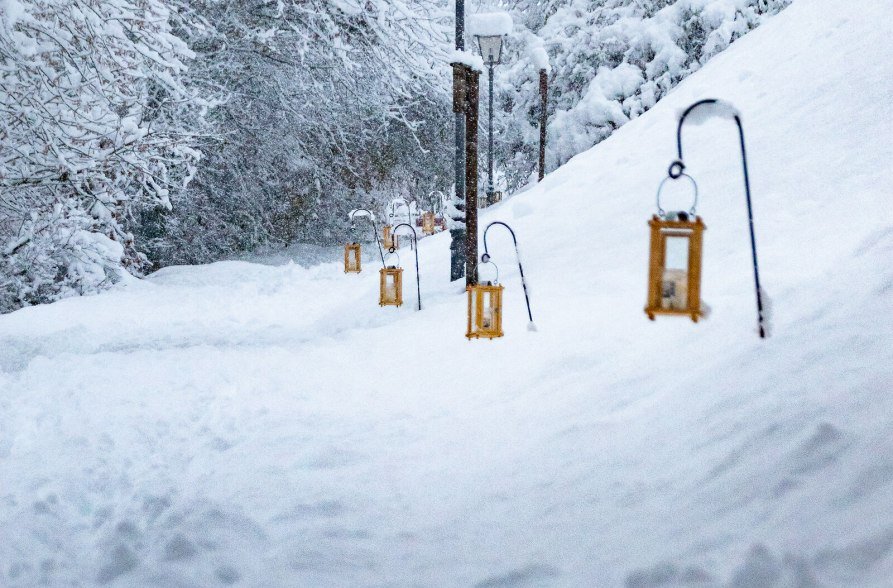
(475, 33, 505, 207)
(450, 1, 467, 282)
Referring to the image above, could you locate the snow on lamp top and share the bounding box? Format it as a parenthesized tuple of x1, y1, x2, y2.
(526, 33, 550, 73)
(468, 12, 513, 37)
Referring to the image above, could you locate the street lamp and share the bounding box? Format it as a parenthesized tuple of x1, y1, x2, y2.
(475, 32, 505, 207)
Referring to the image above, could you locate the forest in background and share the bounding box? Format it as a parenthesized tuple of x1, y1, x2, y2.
(0, 0, 790, 313)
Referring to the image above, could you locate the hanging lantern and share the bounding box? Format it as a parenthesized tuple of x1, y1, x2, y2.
(645, 175, 705, 322)
(379, 249, 403, 307)
(466, 282, 503, 339)
(422, 212, 436, 235)
(466, 256, 505, 339)
(382, 224, 399, 250)
(466, 222, 536, 340)
(343, 242, 361, 273)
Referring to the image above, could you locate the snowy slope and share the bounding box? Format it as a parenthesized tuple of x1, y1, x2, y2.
(2, 0, 892, 586)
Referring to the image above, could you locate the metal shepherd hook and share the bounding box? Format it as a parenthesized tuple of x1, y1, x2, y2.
(391, 223, 422, 311)
(349, 208, 386, 268)
(389, 200, 415, 251)
(481, 221, 536, 330)
(671, 99, 767, 339)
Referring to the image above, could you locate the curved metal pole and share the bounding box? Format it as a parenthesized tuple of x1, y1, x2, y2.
(391, 223, 422, 311)
(481, 221, 534, 325)
(350, 208, 385, 268)
(671, 99, 766, 338)
(428, 190, 444, 215)
(390, 200, 415, 250)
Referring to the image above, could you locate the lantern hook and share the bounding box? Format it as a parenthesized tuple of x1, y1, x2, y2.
(481, 221, 535, 329)
(389, 199, 415, 249)
(349, 208, 386, 268)
(656, 173, 699, 218)
(673, 98, 766, 338)
(391, 222, 422, 311)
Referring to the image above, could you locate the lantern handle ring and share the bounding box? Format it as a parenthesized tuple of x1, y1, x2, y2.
(656, 173, 698, 217)
(391, 222, 422, 311)
(481, 221, 535, 328)
(383, 249, 400, 268)
(349, 208, 386, 268)
(479, 257, 499, 285)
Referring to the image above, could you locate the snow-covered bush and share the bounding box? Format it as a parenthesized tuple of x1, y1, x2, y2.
(0, 0, 202, 312)
(492, 0, 792, 192)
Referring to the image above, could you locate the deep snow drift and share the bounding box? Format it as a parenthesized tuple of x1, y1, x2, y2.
(1, 0, 892, 585)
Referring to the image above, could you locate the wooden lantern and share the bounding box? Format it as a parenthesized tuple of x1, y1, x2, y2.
(382, 225, 399, 250)
(344, 243, 361, 273)
(422, 212, 436, 235)
(379, 266, 403, 307)
(645, 214, 706, 322)
(466, 282, 504, 339)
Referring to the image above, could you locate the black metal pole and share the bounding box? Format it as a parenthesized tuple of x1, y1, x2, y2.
(482, 221, 534, 326)
(392, 223, 421, 311)
(672, 99, 766, 338)
(487, 62, 495, 203)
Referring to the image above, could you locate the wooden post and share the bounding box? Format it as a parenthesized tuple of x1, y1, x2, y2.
(538, 68, 548, 182)
(465, 67, 481, 287)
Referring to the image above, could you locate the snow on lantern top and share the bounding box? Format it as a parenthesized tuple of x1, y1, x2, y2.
(468, 12, 513, 37)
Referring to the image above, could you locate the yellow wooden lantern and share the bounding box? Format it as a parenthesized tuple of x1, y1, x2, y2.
(466, 281, 504, 339)
(379, 265, 403, 307)
(343, 242, 361, 273)
(422, 212, 436, 235)
(382, 224, 399, 250)
(645, 213, 705, 322)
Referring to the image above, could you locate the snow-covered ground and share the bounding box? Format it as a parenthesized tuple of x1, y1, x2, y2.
(2, 0, 892, 585)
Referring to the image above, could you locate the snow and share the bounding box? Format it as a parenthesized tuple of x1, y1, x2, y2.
(2, 0, 893, 586)
(467, 12, 513, 37)
(448, 48, 484, 72)
(679, 98, 741, 124)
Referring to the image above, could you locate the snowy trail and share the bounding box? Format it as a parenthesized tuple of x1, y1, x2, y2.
(2, 0, 893, 586)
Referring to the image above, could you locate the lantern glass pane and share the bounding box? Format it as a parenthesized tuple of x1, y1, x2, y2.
(659, 236, 686, 311)
(664, 235, 689, 269)
(477, 36, 503, 64)
(482, 292, 494, 329)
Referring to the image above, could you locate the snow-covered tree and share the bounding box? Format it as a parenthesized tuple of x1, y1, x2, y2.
(489, 0, 792, 192)
(0, 0, 203, 312)
(147, 0, 455, 266)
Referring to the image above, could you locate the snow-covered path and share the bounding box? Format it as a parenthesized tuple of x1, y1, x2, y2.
(2, 1, 893, 586)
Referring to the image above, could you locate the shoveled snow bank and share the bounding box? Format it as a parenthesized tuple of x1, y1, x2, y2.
(1, 0, 892, 586)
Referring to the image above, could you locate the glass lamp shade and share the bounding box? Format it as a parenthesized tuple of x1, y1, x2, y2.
(476, 35, 504, 65)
